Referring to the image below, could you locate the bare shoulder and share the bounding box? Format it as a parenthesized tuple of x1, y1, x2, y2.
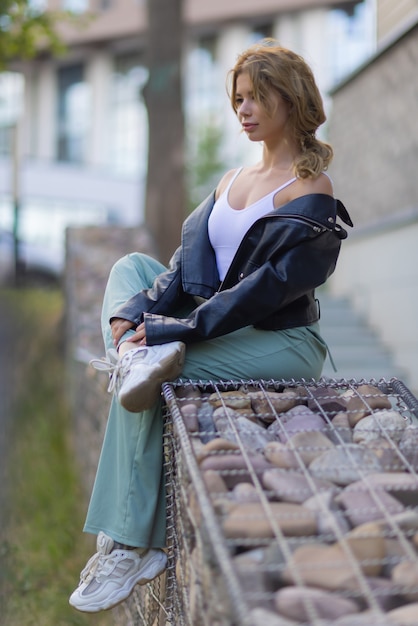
(215, 168, 240, 200)
(276, 172, 334, 209)
(293, 172, 334, 198)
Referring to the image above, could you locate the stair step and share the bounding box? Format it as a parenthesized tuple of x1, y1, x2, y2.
(320, 328, 385, 348)
(321, 366, 403, 381)
(317, 292, 408, 385)
(319, 306, 367, 325)
(324, 345, 392, 363)
(326, 365, 397, 376)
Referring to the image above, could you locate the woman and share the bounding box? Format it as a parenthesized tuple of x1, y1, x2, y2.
(69, 39, 352, 613)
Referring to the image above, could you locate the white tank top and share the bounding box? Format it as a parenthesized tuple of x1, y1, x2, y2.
(208, 167, 297, 281)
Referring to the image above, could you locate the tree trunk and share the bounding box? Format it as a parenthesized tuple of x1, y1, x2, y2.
(143, 0, 185, 264)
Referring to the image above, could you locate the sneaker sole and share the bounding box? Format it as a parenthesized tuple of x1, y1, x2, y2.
(70, 551, 168, 613)
(119, 343, 185, 413)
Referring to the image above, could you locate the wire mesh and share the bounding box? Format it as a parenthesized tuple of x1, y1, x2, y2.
(160, 377, 418, 626)
(112, 415, 175, 626)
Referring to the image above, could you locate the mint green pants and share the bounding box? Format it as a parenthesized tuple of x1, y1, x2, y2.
(84, 253, 327, 548)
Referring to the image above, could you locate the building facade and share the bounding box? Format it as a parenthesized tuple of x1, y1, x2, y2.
(327, 3, 418, 387)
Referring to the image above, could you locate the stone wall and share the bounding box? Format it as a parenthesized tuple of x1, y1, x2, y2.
(377, 0, 418, 41)
(327, 21, 418, 228)
(65, 225, 156, 497)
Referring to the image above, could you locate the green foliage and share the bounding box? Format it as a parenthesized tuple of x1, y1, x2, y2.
(0, 288, 112, 626)
(0, 0, 76, 70)
(187, 121, 226, 213)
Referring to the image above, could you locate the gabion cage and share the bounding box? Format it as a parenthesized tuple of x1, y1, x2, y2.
(117, 377, 418, 626)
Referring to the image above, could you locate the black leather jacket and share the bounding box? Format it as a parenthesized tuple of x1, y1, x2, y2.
(113, 191, 353, 345)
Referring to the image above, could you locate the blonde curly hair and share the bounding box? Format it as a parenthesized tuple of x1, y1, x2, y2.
(228, 39, 333, 179)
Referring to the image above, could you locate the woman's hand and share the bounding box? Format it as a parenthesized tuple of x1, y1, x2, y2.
(128, 322, 147, 345)
(111, 318, 147, 346)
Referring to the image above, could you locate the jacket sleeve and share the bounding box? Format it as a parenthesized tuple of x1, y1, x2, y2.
(110, 246, 190, 325)
(111, 192, 219, 326)
(144, 229, 340, 345)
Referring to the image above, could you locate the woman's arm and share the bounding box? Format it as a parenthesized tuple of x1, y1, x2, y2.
(109, 191, 218, 334)
(143, 225, 342, 345)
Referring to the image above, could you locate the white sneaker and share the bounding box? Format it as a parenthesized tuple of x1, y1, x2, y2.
(90, 341, 185, 412)
(69, 531, 168, 613)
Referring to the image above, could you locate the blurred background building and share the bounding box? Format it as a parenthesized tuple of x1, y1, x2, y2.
(0, 0, 375, 276)
(1, 0, 417, 383)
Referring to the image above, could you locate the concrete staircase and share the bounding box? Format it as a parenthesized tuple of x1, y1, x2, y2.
(318, 290, 408, 384)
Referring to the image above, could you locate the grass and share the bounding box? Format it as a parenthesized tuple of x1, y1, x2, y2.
(0, 288, 113, 626)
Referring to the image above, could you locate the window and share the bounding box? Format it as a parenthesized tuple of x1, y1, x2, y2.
(0, 72, 24, 156)
(186, 35, 220, 119)
(109, 54, 148, 176)
(28, 0, 47, 12)
(61, 0, 88, 13)
(57, 64, 90, 163)
(328, 0, 376, 83)
(249, 23, 274, 44)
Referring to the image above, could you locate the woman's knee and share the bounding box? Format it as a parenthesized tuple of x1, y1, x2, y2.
(111, 252, 154, 275)
(107, 253, 166, 292)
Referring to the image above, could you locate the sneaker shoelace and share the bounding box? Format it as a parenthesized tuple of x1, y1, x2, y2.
(90, 347, 147, 394)
(79, 550, 107, 584)
(79, 552, 116, 584)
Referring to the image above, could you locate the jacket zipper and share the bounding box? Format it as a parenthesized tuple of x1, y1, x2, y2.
(218, 212, 334, 291)
(267, 212, 334, 231)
